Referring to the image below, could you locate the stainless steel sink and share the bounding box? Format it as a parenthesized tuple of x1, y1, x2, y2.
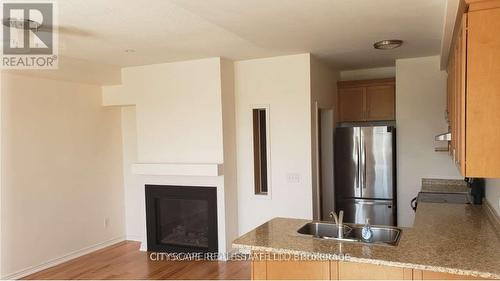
(297, 221, 353, 238)
(297, 222, 402, 246)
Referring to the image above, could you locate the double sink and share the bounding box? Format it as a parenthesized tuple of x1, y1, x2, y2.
(297, 222, 402, 246)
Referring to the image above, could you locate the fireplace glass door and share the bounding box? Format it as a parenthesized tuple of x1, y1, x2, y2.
(158, 198, 209, 248)
(146, 185, 218, 253)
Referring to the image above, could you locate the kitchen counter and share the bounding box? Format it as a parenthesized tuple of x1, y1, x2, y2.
(421, 178, 469, 194)
(233, 202, 500, 279)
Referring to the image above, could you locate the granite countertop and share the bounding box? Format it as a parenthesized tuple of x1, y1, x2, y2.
(233, 203, 500, 279)
(421, 178, 470, 193)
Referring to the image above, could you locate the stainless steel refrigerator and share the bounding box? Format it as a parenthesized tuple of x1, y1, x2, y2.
(333, 126, 396, 226)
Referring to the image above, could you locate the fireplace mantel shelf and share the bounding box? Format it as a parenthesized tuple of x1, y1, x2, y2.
(132, 163, 223, 177)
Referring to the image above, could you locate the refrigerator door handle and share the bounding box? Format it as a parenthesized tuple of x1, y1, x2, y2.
(355, 133, 360, 189)
(363, 144, 367, 189)
(360, 132, 366, 189)
(353, 199, 393, 206)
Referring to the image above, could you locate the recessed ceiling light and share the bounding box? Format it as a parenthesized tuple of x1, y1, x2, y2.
(124, 49, 136, 53)
(373, 40, 403, 50)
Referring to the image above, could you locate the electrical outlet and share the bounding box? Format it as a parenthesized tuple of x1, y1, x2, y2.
(286, 173, 301, 184)
(104, 217, 110, 228)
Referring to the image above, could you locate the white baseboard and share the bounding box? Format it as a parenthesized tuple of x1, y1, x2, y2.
(2, 236, 125, 280)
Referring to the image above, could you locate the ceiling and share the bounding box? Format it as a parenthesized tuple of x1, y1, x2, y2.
(53, 0, 446, 70)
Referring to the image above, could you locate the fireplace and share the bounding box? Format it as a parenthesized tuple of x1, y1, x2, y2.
(145, 185, 218, 253)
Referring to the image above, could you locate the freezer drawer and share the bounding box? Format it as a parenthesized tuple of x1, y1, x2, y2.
(337, 199, 395, 226)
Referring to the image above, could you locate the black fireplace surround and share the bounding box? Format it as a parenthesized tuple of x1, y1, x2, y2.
(145, 185, 218, 253)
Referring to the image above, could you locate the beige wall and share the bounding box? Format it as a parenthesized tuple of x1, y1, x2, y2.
(0, 73, 125, 278)
(220, 59, 239, 246)
(6, 56, 122, 86)
(340, 66, 396, 81)
(485, 179, 500, 216)
(107, 58, 224, 164)
(310, 56, 339, 219)
(235, 54, 314, 233)
(120, 107, 143, 241)
(396, 56, 461, 227)
(103, 58, 238, 253)
(111, 55, 332, 243)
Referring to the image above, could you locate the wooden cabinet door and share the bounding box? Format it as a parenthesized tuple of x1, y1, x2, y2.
(338, 87, 365, 122)
(365, 85, 395, 121)
(465, 7, 500, 177)
(265, 260, 330, 280)
(337, 261, 412, 280)
(251, 259, 267, 280)
(451, 23, 460, 168)
(451, 20, 458, 168)
(414, 269, 483, 280)
(446, 13, 467, 176)
(457, 13, 467, 175)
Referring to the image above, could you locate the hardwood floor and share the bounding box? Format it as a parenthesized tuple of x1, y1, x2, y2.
(25, 241, 250, 280)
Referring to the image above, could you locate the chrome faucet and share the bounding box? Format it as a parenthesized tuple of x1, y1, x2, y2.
(328, 210, 344, 239)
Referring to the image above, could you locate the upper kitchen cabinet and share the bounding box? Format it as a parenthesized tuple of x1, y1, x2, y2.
(338, 86, 365, 122)
(447, 0, 500, 178)
(338, 78, 395, 122)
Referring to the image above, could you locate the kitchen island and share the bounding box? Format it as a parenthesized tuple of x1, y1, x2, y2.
(233, 202, 500, 280)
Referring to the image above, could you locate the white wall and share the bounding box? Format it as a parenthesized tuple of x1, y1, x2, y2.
(310, 56, 339, 219)
(119, 106, 233, 250)
(220, 59, 239, 246)
(104, 58, 238, 253)
(340, 66, 396, 81)
(108, 58, 224, 164)
(485, 179, 500, 216)
(121, 107, 143, 241)
(235, 54, 313, 233)
(115, 54, 336, 240)
(6, 56, 122, 86)
(396, 56, 461, 227)
(1, 73, 125, 278)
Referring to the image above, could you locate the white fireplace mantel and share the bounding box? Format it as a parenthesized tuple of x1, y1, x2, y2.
(131, 163, 223, 177)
